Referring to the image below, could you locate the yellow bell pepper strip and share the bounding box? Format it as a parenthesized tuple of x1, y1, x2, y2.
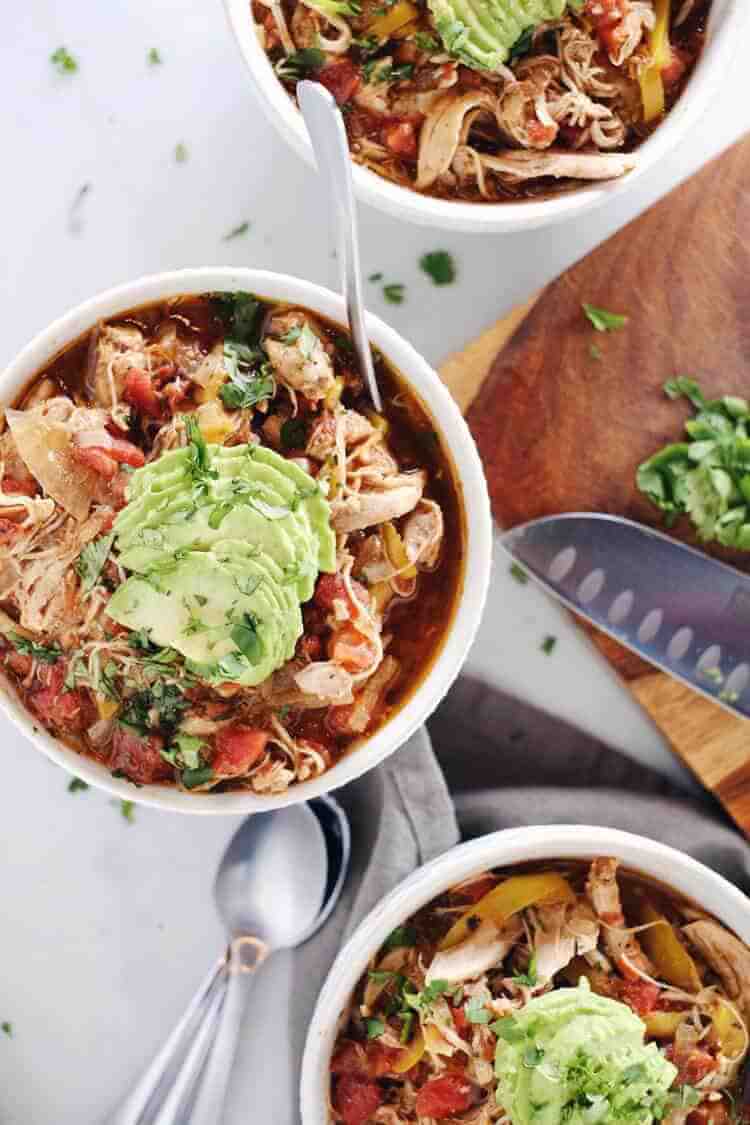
(369, 581, 394, 616)
(392, 1030, 425, 1073)
(383, 521, 417, 580)
(639, 0, 671, 123)
(392, 18, 420, 38)
(96, 694, 120, 721)
(643, 1010, 687, 1040)
(439, 872, 575, 951)
(710, 999, 746, 1059)
(638, 900, 702, 992)
(367, 0, 419, 40)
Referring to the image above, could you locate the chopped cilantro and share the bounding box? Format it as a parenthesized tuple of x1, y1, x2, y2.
(509, 562, 528, 584)
(414, 31, 439, 51)
(220, 357, 274, 411)
(175, 142, 188, 163)
(212, 292, 263, 345)
(492, 1015, 525, 1043)
(508, 25, 534, 60)
(51, 47, 78, 74)
(281, 418, 308, 450)
(231, 613, 262, 664)
(75, 533, 114, 595)
(184, 415, 217, 486)
(383, 925, 417, 952)
(420, 250, 456, 286)
(582, 303, 628, 333)
(7, 633, 60, 665)
(466, 996, 491, 1024)
(223, 221, 251, 241)
(366, 1018, 385, 1039)
(120, 799, 135, 823)
(540, 635, 557, 655)
(275, 48, 326, 80)
(68, 777, 89, 793)
(383, 283, 405, 305)
(181, 766, 215, 789)
(512, 951, 539, 987)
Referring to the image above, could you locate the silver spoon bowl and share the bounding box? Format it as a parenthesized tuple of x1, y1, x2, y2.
(110, 796, 350, 1125)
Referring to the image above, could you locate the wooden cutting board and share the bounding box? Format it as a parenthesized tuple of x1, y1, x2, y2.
(438, 135, 750, 835)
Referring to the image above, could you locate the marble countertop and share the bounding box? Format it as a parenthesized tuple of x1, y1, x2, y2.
(0, 1, 748, 1121)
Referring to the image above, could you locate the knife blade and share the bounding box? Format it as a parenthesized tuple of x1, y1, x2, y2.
(500, 513, 750, 721)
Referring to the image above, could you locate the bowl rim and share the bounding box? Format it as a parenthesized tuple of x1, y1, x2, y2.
(300, 823, 750, 1123)
(224, 0, 747, 233)
(0, 266, 492, 815)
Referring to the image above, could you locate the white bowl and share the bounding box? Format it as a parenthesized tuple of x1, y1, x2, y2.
(301, 823, 750, 1123)
(1, 267, 491, 815)
(224, 0, 746, 233)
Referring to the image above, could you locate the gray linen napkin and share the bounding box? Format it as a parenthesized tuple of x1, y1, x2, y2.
(240, 677, 749, 1124)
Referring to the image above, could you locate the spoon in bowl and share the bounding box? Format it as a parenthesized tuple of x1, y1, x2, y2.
(297, 79, 383, 413)
(110, 795, 350, 1125)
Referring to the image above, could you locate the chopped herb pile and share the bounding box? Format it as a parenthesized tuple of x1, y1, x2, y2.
(637, 378, 750, 548)
(420, 251, 456, 286)
(582, 303, 628, 333)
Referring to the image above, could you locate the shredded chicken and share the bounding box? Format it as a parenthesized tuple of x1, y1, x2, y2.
(683, 920, 750, 1018)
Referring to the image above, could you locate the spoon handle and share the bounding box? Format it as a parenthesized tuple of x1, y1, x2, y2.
(107, 959, 227, 1125)
(179, 937, 270, 1125)
(297, 80, 383, 413)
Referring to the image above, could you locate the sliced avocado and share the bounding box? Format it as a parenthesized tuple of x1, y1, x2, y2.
(428, 0, 568, 71)
(107, 550, 290, 686)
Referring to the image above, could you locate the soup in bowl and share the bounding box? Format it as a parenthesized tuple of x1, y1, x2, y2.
(226, 0, 744, 231)
(0, 268, 491, 813)
(302, 825, 750, 1123)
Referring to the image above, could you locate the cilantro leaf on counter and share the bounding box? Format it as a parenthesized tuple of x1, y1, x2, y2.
(420, 251, 456, 286)
(223, 221, 251, 241)
(175, 142, 188, 163)
(582, 303, 628, 333)
(120, 800, 135, 823)
(366, 1018, 385, 1039)
(383, 925, 416, 952)
(51, 47, 78, 74)
(147, 47, 162, 65)
(383, 283, 405, 305)
(540, 635, 557, 655)
(512, 951, 538, 987)
(509, 562, 528, 585)
(68, 778, 89, 793)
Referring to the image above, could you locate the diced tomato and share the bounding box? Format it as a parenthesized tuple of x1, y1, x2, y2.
(452, 1004, 471, 1039)
(124, 368, 163, 418)
(107, 438, 146, 467)
(333, 1074, 383, 1125)
(2, 475, 37, 497)
(299, 633, 323, 662)
(315, 574, 349, 611)
(318, 60, 361, 105)
(382, 122, 418, 159)
(30, 664, 90, 734)
(72, 445, 119, 478)
(212, 725, 269, 776)
(110, 725, 170, 784)
(665, 1046, 718, 1087)
(614, 979, 660, 1017)
(328, 624, 377, 672)
(415, 1074, 477, 1119)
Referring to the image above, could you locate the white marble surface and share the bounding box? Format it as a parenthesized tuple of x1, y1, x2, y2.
(0, 1, 749, 1121)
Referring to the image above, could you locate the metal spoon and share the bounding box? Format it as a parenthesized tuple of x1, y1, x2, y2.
(110, 796, 350, 1125)
(297, 79, 383, 413)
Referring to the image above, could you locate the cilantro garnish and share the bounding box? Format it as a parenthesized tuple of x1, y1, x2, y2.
(420, 251, 456, 286)
(220, 358, 274, 411)
(491, 1015, 525, 1043)
(466, 995, 491, 1025)
(512, 951, 538, 987)
(383, 925, 417, 952)
(7, 633, 61, 665)
(366, 1018, 385, 1039)
(637, 378, 750, 549)
(383, 283, 405, 305)
(68, 777, 89, 793)
(231, 612, 263, 664)
(161, 734, 214, 790)
(223, 221, 251, 241)
(184, 415, 218, 486)
(582, 303, 628, 333)
(275, 48, 325, 80)
(509, 562, 528, 584)
(75, 533, 114, 595)
(508, 25, 534, 61)
(540, 635, 557, 656)
(51, 47, 78, 74)
(414, 31, 439, 51)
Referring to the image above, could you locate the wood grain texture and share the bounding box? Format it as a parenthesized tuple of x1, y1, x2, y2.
(441, 136, 750, 834)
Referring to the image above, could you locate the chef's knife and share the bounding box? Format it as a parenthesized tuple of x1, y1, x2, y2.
(500, 513, 750, 721)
